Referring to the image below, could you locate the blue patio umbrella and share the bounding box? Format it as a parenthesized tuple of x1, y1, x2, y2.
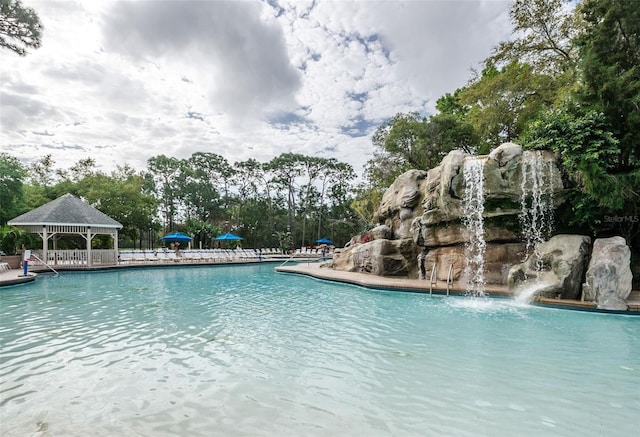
(161, 231, 193, 243)
(215, 232, 244, 241)
(316, 237, 334, 245)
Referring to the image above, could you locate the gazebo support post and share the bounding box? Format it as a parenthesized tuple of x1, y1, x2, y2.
(42, 225, 48, 265)
(113, 231, 119, 264)
(86, 227, 92, 267)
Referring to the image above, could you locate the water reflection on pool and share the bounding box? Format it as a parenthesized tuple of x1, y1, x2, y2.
(1, 265, 638, 436)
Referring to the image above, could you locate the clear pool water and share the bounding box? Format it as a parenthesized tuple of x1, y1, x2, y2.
(1, 264, 638, 436)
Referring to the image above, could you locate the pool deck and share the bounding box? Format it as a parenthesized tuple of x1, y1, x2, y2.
(275, 262, 640, 314)
(1, 259, 638, 314)
(0, 268, 38, 286)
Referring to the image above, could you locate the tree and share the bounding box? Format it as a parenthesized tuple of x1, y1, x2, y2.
(0, 153, 27, 225)
(434, 90, 480, 155)
(459, 61, 559, 152)
(488, 0, 579, 77)
(231, 159, 261, 230)
(76, 165, 159, 248)
(316, 159, 355, 242)
(574, 0, 640, 171)
(350, 184, 384, 230)
(367, 110, 477, 188)
(183, 153, 226, 223)
(522, 108, 639, 246)
(363, 148, 406, 191)
(0, 0, 42, 56)
(266, 153, 304, 242)
(184, 218, 220, 249)
(186, 152, 233, 220)
(371, 112, 430, 171)
(0, 225, 33, 254)
(147, 155, 183, 231)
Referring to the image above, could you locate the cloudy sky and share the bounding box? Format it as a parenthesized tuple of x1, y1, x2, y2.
(1, 0, 513, 177)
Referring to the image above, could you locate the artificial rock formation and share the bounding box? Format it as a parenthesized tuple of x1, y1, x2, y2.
(332, 143, 566, 282)
(582, 237, 633, 310)
(374, 169, 427, 239)
(333, 170, 427, 278)
(332, 237, 420, 277)
(507, 235, 592, 300)
(330, 142, 637, 309)
(417, 143, 564, 286)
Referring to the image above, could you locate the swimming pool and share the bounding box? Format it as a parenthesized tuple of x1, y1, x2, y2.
(1, 264, 638, 436)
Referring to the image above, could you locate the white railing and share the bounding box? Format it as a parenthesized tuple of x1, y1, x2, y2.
(31, 250, 117, 267)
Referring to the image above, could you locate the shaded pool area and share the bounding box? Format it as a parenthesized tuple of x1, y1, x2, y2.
(1, 264, 639, 436)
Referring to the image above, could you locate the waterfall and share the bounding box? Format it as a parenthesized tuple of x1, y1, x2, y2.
(519, 150, 556, 272)
(462, 157, 486, 297)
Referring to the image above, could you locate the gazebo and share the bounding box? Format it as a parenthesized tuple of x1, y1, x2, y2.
(8, 193, 123, 267)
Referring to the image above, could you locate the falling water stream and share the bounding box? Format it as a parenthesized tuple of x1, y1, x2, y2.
(519, 150, 556, 271)
(514, 150, 559, 303)
(462, 157, 486, 297)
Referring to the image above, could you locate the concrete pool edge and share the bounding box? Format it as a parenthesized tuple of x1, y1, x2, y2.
(0, 269, 37, 286)
(276, 263, 640, 315)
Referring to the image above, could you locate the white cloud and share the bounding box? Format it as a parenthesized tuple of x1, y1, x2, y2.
(0, 0, 513, 177)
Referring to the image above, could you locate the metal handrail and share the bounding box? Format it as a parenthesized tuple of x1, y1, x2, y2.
(29, 253, 59, 276)
(446, 264, 454, 296)
(280, 250, 301, 267)
(429, 264, 437, 295)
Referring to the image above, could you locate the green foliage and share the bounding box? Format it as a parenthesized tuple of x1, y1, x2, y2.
(350, 185, 384, 229)
(0, 226, 34, 255)
(523, 109, 618, 202)
(363, 149, 406, 191)
(371, 112, 431, 171)
(523, 108, 639, 245)
(0, 0, 42, 56)
(428, 113, 479, 155)
(488, 0, 578, 76)
(574, 0, 640, 170)
(0, 153, 27, 225)
(366, 110, 480, 189)
(272, 230, 293, 253)
(459, 62, 560, 152)
(77, 166, 159, 246)
(184, 219, 220, 249)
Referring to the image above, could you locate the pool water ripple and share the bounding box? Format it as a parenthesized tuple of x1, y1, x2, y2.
(1, 264, 639, 436)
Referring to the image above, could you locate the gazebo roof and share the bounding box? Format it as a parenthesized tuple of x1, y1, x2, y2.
(8, 193, 123, 229)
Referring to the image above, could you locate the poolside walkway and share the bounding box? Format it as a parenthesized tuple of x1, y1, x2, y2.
(276, 261, 512, 296)
(0, 268, 37, 286)
(276, 262, 640, 314)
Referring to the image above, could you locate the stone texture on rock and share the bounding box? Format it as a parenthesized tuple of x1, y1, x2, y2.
(419, 221, 520, 247)
(425, 243, 525, 286)
(508, 235, 591, 299)
(332, 239, 421, 278)
(422, 150, 466, 225)
(375, 170, 427, 239)
(368, 225, 394, 241)
(417, 144, 565, 285)
(582, 237, 633, 310)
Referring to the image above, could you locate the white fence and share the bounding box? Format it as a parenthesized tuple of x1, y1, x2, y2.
(30, 250, 118, 267)
(118, 248, 286, 264)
